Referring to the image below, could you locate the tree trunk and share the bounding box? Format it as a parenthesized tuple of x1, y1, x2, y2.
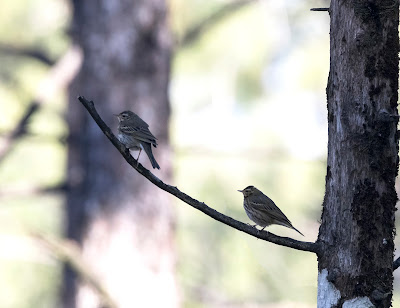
(317, 1, 398, 307)
(64, 0, 177, 307)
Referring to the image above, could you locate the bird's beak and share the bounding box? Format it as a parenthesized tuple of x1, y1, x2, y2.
(237, 189, 243, 193)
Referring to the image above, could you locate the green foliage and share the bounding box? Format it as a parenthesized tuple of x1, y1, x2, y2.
(2, 0, 398, 307)
(0, 0, 68, 307)
(0, 196, 64, 308)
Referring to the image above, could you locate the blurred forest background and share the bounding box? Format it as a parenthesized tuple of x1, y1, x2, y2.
(0, 0, 399, 307)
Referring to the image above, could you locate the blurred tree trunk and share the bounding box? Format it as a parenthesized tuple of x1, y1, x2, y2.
(317, 1, 398, 307)
(64, 1, 177, 307)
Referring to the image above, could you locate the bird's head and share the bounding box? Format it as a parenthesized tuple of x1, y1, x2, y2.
(115, 110, 134, 122)
(238, 185, 257, 197)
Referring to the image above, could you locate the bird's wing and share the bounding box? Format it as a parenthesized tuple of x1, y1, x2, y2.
(119, 125, 158, 146)
(252, 195, 294, 226)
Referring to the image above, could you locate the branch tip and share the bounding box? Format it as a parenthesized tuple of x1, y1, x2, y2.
(310, 7, 329, 12)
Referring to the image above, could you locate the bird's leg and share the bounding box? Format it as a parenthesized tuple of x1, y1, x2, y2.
(136, 149, 142, 166)
(246, 223, 262, 237)
(258, 226, 269, 237)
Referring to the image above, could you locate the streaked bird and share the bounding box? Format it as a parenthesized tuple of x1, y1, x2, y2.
(115, 110, 160, 169)
(238, 185, 303, 236)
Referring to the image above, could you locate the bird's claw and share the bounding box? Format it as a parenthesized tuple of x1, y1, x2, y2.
(246, 223, 257, 228)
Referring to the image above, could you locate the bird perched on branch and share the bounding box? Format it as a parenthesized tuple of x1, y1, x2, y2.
(115, 110, 160, 169)
(238, 185, 303, 236)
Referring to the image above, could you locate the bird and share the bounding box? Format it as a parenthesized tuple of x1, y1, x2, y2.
(238, 185, 304, 236)
(115, 110, 160, 169)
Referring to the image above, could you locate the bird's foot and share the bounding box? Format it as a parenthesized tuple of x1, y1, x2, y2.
(246, 223, 258, 228)
(257, 227, 269, 238)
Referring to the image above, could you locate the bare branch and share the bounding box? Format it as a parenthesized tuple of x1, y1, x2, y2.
(0, 46, 82, 164)
(0, 101, 39, 163)
(78, 96, 320, 254)
(0, 182, 68, 198)
(34, 233, 117, 308)
(394, 256, 400, 270)
(180, 0, 256, 48)
(0, 42, 55, 65)
(310, 8, 330, 12)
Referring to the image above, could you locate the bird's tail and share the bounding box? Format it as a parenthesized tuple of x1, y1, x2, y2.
(142, 143, 160, 169)
(291, 226, 304, 236)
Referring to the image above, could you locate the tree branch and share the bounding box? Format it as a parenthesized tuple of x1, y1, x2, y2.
(0, 42, 55, 65)
(310, 8, 330, 12)
(0, 101, 40, 164)
(0, 182, 68, 198)
(0, 46, 82, 165)
(78, 96, 319, 254)
(394, 256, 400, 270)
(180, 0, 256, 48)
(33, 233, 117, 308)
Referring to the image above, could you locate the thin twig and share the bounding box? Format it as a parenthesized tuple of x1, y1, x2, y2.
(34, 233, 117, 308)
(0, 42, 55, 65)
(180, 0, 256, 48)
(394, 256, 400, 270)
(0, 102, 39, 163)
(78, 96, 320, 254)
(0, 182, 68, 198)
(310, 8, 330, 12)
(0, 46, 82, 165)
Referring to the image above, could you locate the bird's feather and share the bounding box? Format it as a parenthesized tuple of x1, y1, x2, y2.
(119, 125, 158, 147)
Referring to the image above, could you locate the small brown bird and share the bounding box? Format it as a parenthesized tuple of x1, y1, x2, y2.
(238, 185, 304, 236)
(115, 110, 160, 169)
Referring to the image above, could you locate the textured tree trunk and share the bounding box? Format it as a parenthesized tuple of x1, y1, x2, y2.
(64, 0, 177, 307)
(317, 1, 398, 307)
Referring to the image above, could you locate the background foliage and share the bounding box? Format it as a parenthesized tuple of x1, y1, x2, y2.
(0, 0, 398, 307)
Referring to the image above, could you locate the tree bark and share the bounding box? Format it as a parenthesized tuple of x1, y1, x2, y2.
(317, 1, 398, 307)
(64, 0, 177, 307)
